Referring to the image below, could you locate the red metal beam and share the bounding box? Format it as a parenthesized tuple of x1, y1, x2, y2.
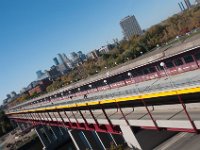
(141, 99, 159, 130)
(177, 95, 198, 133)
(115, 102, 129, 126)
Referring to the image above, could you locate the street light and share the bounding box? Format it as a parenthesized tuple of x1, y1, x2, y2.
(160, 62, 175, 88)
(127, 72, 139, 94)
(103, 80, 107, 84)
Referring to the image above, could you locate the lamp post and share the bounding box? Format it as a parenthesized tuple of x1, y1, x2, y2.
(127, 72, 139, 94)
(61, 92, 64, 100)
(103, 79, 111, 89)
(160, 62, 175, 88)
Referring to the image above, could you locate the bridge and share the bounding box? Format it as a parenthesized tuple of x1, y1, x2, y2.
(5, 36, 200, 150)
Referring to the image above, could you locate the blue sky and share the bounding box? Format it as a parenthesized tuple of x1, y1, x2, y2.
(0, 0, 196, 103)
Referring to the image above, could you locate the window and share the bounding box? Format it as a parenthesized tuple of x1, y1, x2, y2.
(157, 65, 164, 70)
(143, 68, 149, 75)
(194, 52, 200, 60)
(165, 61, 174, 68)
(174, 58, 183, 66)
(183, 55, 194, 63)
(149, 67, 156, 73)
(137, 70, 143, 76)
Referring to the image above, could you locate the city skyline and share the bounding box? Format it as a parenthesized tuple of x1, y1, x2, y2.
(0, 0, 196, 103)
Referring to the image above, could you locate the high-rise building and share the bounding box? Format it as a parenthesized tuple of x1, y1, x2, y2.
(53, 57, 59, 66)
(62, 53, 74, 68)
(36, 70, 44, 79)
(184, 0, 192, 8)
(10, 91, 17, 98)
(77, 51, 86, 61)
(196, 0, 200, 4)
(70, 52, 79, 61)
(57, 53, 66, 65)
(120, 15, 142, 40)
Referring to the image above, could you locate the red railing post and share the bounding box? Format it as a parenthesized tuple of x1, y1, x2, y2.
(70, 109, 81, 128)
(29, 113, 36, 126)
(52, 111, 59, 123)
(86, 104, 100, 129)
(115, 102, 130, 126)
(177, 95, 198, 133)
(58, 111, 68, 128)
(99, 102, 115, 131)
(37, 113, 44, 125)
(64, 111, 73, 128)
(77, 108, 90, 130)
(141, 99, 159, 130)
(47, 112, 53, 122)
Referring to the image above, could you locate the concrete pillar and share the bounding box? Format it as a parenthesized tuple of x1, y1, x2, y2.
(68, 130, 80, 150)
(96, 132, 124, 149)
(68, 129, 109, 150)
(35, 126, 50, 150)
(120, 125, 142, 150)
(35, 125, 70, 150)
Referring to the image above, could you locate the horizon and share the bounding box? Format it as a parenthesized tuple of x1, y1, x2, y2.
(0, 0, 196, 104)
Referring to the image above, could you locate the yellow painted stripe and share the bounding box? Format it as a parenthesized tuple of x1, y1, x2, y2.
(6, 86, 200, 115)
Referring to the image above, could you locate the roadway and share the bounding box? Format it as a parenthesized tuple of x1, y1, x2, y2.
(155, 132, 200, 150)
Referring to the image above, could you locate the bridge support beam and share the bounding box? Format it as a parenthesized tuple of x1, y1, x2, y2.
(35, 125, 70, 150)
(68, 129, 125, 149)
(120, 125, 142, 150)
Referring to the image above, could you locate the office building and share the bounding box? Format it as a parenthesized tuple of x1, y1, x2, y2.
(53, 57, 59, 66)
(77, 51, 86, 61)
(70, 52, 79, 61)
(120, 15, 142, 40)
(184, 0, 192, 8)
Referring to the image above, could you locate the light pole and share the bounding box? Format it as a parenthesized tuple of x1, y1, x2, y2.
(127, 72, 139, 94)
(103, 79, 111, 89)
(160, 62, 175, 88)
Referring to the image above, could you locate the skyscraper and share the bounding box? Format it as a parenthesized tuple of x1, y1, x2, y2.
(62, 53, 73, 68)
(53, 57, 59, 66)
(120, 15, 142, 40)
(70, 52, 79, 61)
(184, 0, 192, 8)
(36, 70, 44, 79)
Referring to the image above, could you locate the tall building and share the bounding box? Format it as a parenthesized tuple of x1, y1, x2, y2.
(77, 51, 86, 61)
(120, 15, 142, 40)
(57, 53, 71, 72)
(70, 52, 79, 61)
(36, 70, 44, 79)
(53, 57, 59, 66)
(184, 0, 192, 8)
(57, 53, 66, 65)
(62, 54, 74, 68)
(196, 0, 200, 4)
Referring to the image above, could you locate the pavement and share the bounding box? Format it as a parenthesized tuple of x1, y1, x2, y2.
(154, 132, 200, 150)
(23, 68, 200, 110)
(0, 128, 37, 150)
